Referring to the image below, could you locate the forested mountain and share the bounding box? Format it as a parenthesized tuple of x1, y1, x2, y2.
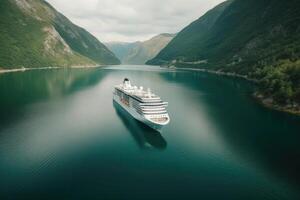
(147, 1, 232, 66)
(148, 0, 300, 111)
(0, 0, 120, 69)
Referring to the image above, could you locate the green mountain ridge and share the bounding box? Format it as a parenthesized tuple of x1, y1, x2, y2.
(0, 0, 120, 69)
(147, 1, 231, 64)
(106, 33, 175, 64)
(148, 0, 300, 108)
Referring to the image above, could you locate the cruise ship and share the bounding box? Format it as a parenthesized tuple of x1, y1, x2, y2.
(113, 78, 170, 132)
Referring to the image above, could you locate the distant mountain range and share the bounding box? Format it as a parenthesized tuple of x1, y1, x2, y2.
(148, 0, 300, 112)
(106, 33, 175, 65)
(0, 0, 120, 69)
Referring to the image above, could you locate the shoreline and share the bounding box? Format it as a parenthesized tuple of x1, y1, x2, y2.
(168, 66, 258, 82)
(1, 64, 299, 116)
(165, 66, 300, 116)
(254, 93, 300, 116)
(0, 65, 101, 74)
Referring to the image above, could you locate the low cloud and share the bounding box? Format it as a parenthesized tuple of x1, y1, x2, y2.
(47, 0, 225, 42)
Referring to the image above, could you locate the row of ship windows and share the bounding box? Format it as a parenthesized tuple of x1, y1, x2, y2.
(116, 90, 167, 115)
(116, 89, 164, 105)
(132, 98, 166, 108)
(135, 109, 167, 115)
(131, 104, 167, 115)
(132, 102, 166, 113)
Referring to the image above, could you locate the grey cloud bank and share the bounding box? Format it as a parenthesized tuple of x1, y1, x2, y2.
(47, 0, 225, 42)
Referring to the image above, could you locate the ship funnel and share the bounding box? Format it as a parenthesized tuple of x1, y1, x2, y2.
(123, 78, 131, 87)
(123, 78, 129, 83)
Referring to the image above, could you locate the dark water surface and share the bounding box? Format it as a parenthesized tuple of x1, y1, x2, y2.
(0, 65, 300, 200)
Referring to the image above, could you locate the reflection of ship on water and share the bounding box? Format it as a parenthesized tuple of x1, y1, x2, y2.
(113, 101, 167, 150)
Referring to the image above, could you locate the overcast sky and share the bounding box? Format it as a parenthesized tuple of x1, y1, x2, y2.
(46, 0, 224, 43)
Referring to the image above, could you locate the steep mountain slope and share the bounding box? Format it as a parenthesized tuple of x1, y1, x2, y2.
(148, 0, 300, 110)
(0, 0, 120, 69)
(105, 42, 140, 62)
(107, 33, 175, 64)
(147, 1, 232, 65)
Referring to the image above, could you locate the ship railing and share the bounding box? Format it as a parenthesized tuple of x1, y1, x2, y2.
(139, 102, 168, 106)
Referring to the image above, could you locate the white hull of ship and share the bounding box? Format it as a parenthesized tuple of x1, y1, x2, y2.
(113, 94, 164, 132)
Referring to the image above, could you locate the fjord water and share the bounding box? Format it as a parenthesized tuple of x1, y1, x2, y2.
(0, 65, 300, 200)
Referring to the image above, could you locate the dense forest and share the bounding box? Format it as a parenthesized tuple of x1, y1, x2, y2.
(148, 0, 300, 111)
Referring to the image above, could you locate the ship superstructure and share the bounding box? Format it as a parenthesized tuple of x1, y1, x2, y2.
(113, 78, 170, 131)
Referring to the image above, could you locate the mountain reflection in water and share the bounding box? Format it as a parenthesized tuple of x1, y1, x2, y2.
(113, 101, 167, 150)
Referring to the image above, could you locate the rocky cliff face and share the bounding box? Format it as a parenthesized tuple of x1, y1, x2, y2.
(0, 0, 120, 69)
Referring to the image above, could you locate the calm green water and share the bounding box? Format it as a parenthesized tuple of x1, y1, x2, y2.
(0, 65, 300, 200)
